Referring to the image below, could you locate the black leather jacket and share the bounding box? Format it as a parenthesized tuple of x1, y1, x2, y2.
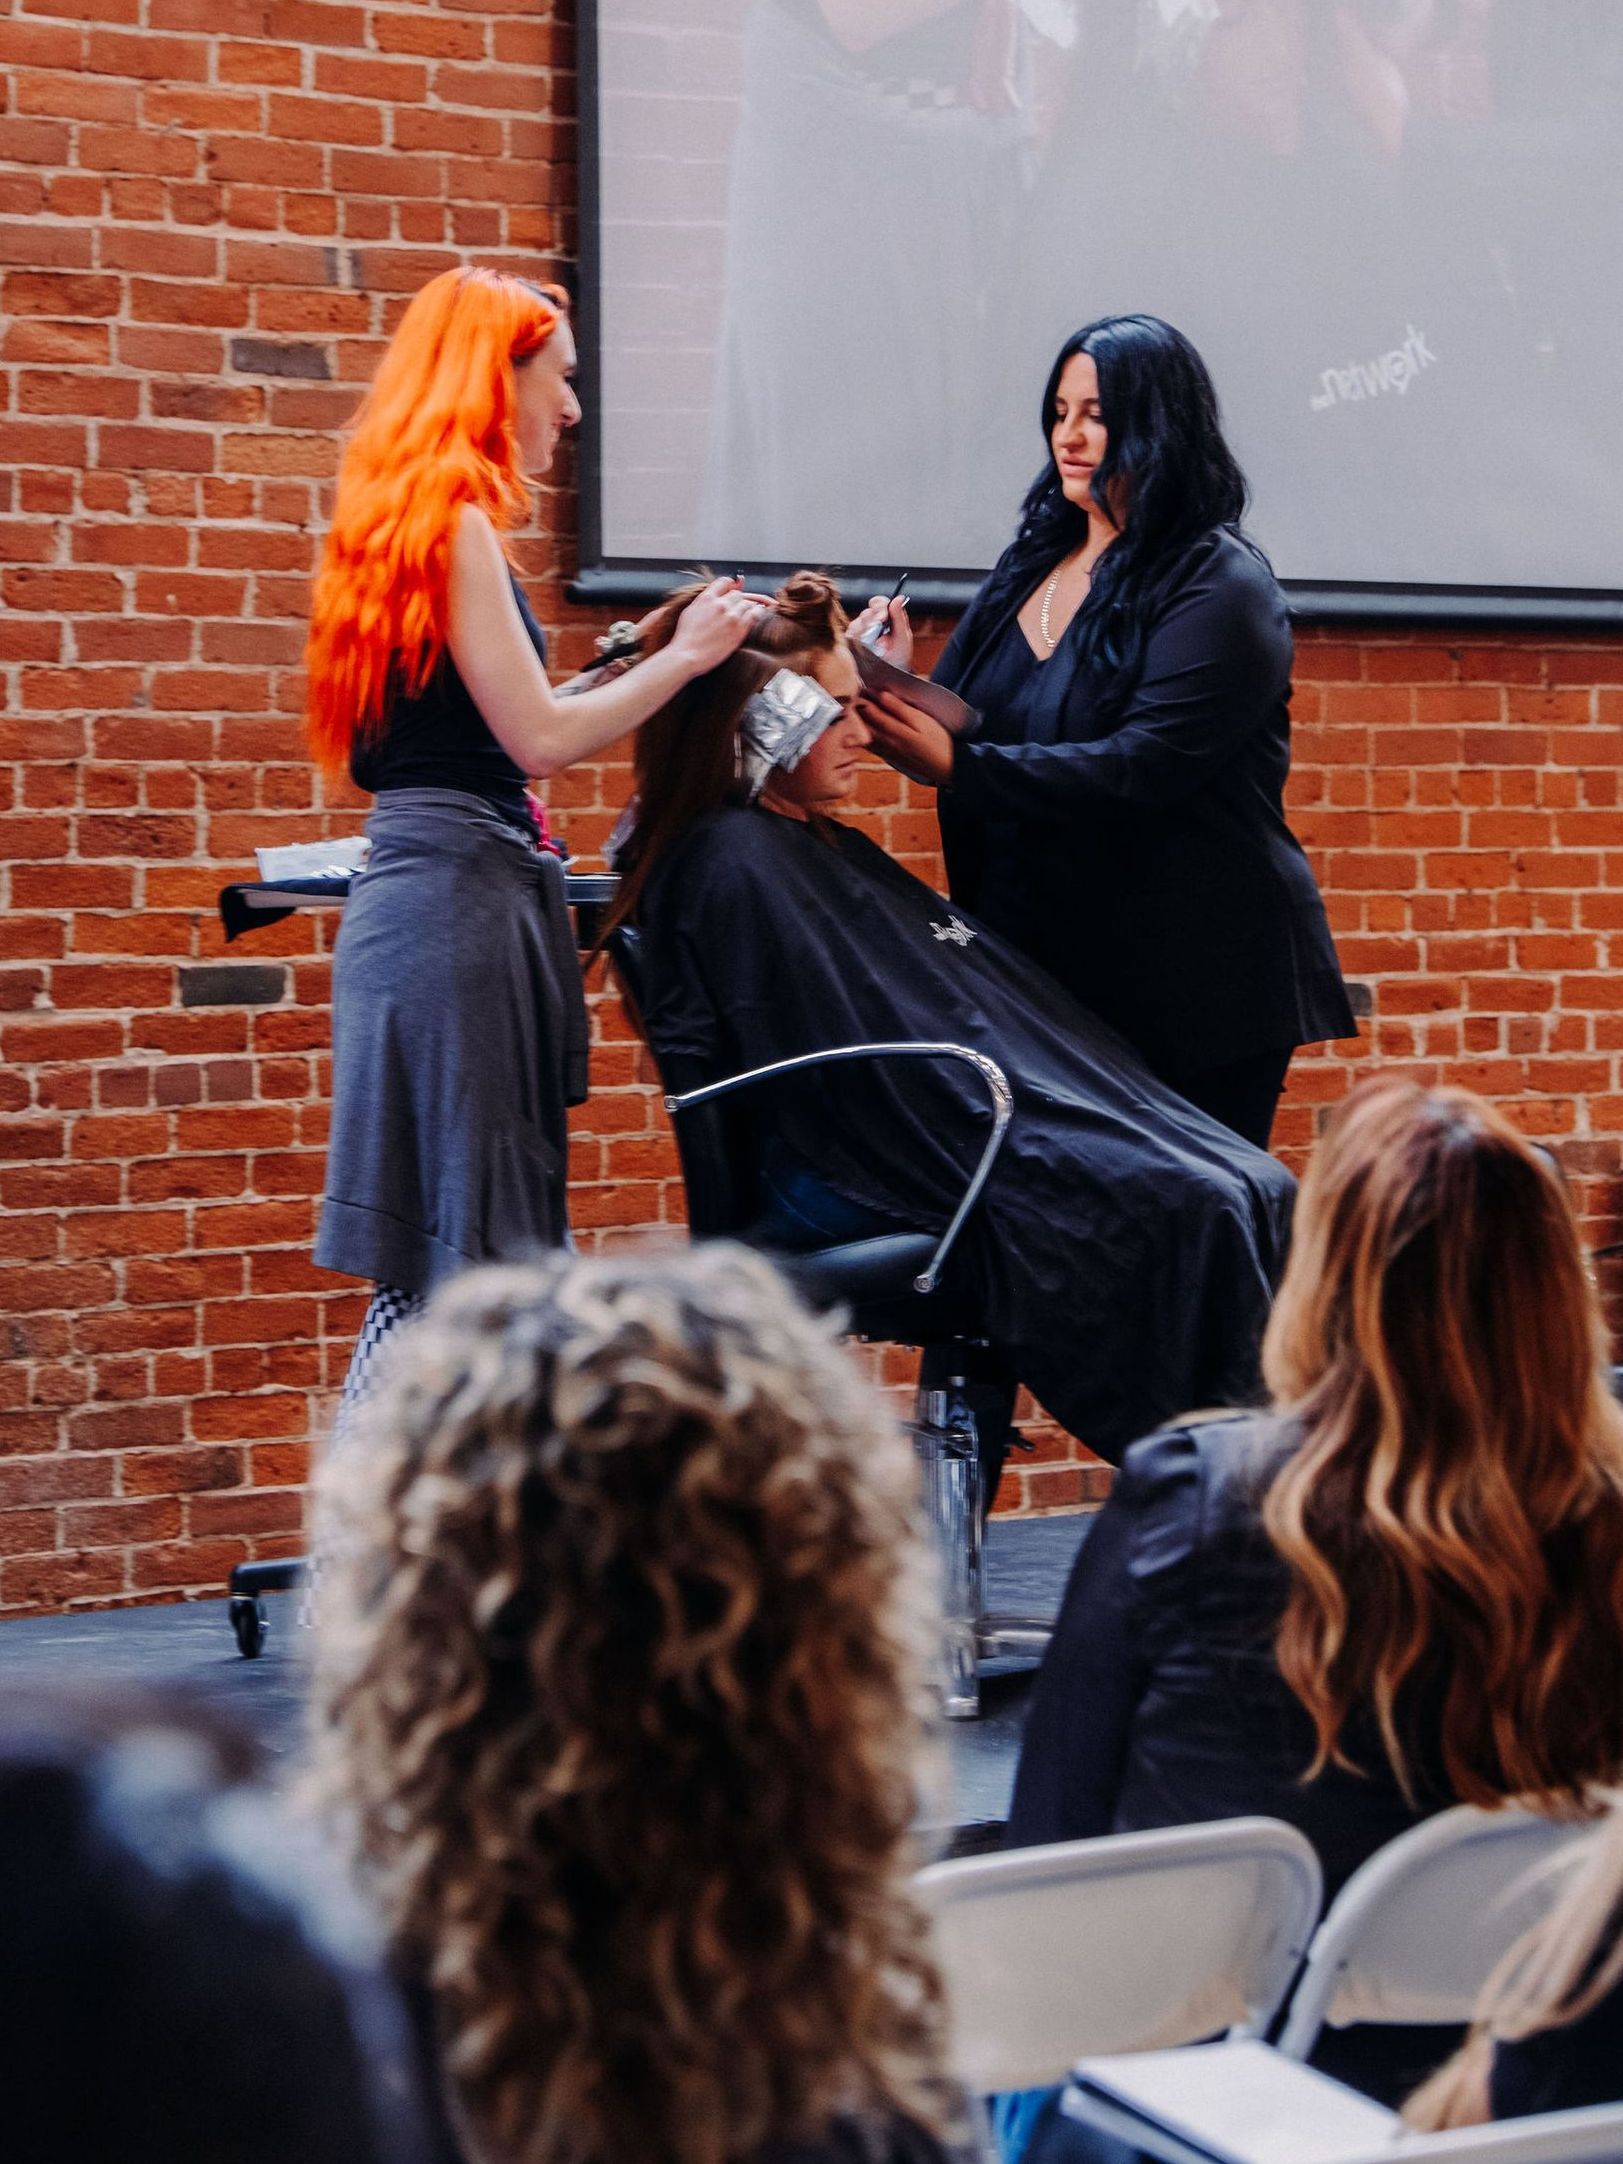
(1005, 1413, 1452, 1904)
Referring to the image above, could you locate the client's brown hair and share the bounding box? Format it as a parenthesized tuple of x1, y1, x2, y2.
(603, 569, 849, 938)
(1261, 1076, 1623, 1809)
(308, 1244, 952, 2164)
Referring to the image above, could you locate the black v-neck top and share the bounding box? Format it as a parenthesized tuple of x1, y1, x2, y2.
(947, 592, 1079, 957)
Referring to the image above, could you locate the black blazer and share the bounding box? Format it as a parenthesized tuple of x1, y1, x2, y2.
(1005, 1414, 1451, 1905)
(936, 529, 1355, 1075)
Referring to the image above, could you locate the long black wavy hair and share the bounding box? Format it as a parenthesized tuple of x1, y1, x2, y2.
(1010, 314, 1251, 725)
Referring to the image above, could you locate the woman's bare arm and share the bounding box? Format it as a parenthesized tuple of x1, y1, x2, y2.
(446, 506, 757, 779)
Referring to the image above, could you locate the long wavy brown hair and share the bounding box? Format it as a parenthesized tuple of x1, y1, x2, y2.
(1406, 1793, 1623, 2128)
(1261, 1077, 1623, 1808)
(601, 569, 850, 941)
(307, 1245, 953, 2164)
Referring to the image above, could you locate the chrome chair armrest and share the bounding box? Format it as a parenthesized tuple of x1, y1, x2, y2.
(664, 1041, 1013, 1294)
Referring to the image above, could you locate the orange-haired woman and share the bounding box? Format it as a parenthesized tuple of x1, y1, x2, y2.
(304, 266, 760, 1409)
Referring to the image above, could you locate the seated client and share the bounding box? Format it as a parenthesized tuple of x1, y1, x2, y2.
(604, 572, 1296, 1468)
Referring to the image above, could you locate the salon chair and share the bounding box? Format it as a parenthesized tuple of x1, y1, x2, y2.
(607, 923, 1053, 1718)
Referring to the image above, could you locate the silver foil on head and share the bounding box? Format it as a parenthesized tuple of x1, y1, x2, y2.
(739, 668, 841, 801)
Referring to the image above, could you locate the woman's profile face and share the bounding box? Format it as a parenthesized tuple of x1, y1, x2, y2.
(761, 645, 869, 812)
(513, 318, 582, 476)
(1050, 350, 1109, 514)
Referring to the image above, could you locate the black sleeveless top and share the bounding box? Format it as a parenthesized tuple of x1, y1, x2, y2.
(351, 574, 543, 834)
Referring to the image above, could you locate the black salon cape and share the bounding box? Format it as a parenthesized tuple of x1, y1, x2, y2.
(640, 806, 1296, 1461)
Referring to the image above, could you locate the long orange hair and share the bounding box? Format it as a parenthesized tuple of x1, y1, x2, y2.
(1261, 1077, 1623, 1810)
(304, 265, 567, 779)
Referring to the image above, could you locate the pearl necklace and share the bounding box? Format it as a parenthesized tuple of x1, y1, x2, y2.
(1039, 556, 1092, 650)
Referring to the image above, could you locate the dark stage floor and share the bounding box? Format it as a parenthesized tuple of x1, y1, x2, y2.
(0, 1514, 1089, 1840)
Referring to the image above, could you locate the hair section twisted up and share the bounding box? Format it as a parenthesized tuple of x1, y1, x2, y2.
(601, 569, 850, 939)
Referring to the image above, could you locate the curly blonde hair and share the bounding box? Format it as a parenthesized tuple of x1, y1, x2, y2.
(308, 1245, 953, 2164)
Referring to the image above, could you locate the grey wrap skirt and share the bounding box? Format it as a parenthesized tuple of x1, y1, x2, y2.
(314, 788, 589, 1295)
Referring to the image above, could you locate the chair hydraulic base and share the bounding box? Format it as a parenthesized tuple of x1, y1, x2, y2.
(912, 1373, 1054, 1719)
(226, 1557, 304, 1659)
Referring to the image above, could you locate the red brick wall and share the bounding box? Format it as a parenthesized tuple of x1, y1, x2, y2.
(4, 1, 1623, 1611)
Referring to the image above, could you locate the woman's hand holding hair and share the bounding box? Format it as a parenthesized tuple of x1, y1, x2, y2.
(448, 513, 767, 780)
(859, 686, 954, 790)
(667, 575, 770, 674)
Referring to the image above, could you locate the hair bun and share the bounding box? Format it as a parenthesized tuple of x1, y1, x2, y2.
(770, 570, 846, 635)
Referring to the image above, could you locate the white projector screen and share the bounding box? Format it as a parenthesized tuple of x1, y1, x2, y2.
(578, 1, 1623, 620)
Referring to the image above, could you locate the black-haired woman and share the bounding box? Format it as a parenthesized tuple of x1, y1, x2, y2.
(860, 313, 1354, 1153)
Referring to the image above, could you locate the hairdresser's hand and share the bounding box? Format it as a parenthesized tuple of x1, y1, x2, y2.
(860, 686, 953, 790)
(849, 595, 914, 670)
(669, 576, 767, 675)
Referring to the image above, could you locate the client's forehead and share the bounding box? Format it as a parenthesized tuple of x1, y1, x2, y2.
(811, 645, 859, 703)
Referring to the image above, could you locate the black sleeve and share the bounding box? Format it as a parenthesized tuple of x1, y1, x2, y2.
(1489, 1969, 1623, 2120)
(948, 549, 1290, 820)
(1002, 1429, 1203, 1849)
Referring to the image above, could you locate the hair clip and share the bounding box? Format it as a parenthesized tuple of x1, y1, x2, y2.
(594, 620, 644, 668)
(738, 669, 841, 801)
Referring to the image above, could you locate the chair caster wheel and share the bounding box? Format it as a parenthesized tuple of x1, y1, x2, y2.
(229, 1595, 267, 1659)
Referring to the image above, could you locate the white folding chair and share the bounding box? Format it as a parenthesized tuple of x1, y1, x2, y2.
(1357, 2103, 1623, 2163)
(1277, 1803, 1595, 2062)
(1055, 2051, 1623, 2164)
(915, 1817, 1322, 2093)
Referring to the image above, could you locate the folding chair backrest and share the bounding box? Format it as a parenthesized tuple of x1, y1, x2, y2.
(1336, 2102, 1623, 2164)
(1277, 1804, 1594, 2059)
(916, 1818, 1323, 2094)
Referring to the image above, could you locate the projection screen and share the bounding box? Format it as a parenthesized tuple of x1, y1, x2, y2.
(576, 1, 1623, 622)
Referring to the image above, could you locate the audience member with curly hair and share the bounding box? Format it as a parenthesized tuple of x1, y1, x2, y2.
(308, 1244, 968, 2164)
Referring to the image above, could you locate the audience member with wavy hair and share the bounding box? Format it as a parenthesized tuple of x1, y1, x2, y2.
(308, 1244, 965, 2164)
(1007, 1077, 1623, 2112)
(303, 264, 761, 1429)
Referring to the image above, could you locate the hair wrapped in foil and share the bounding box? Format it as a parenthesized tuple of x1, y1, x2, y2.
(739, 668, 841, 801)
